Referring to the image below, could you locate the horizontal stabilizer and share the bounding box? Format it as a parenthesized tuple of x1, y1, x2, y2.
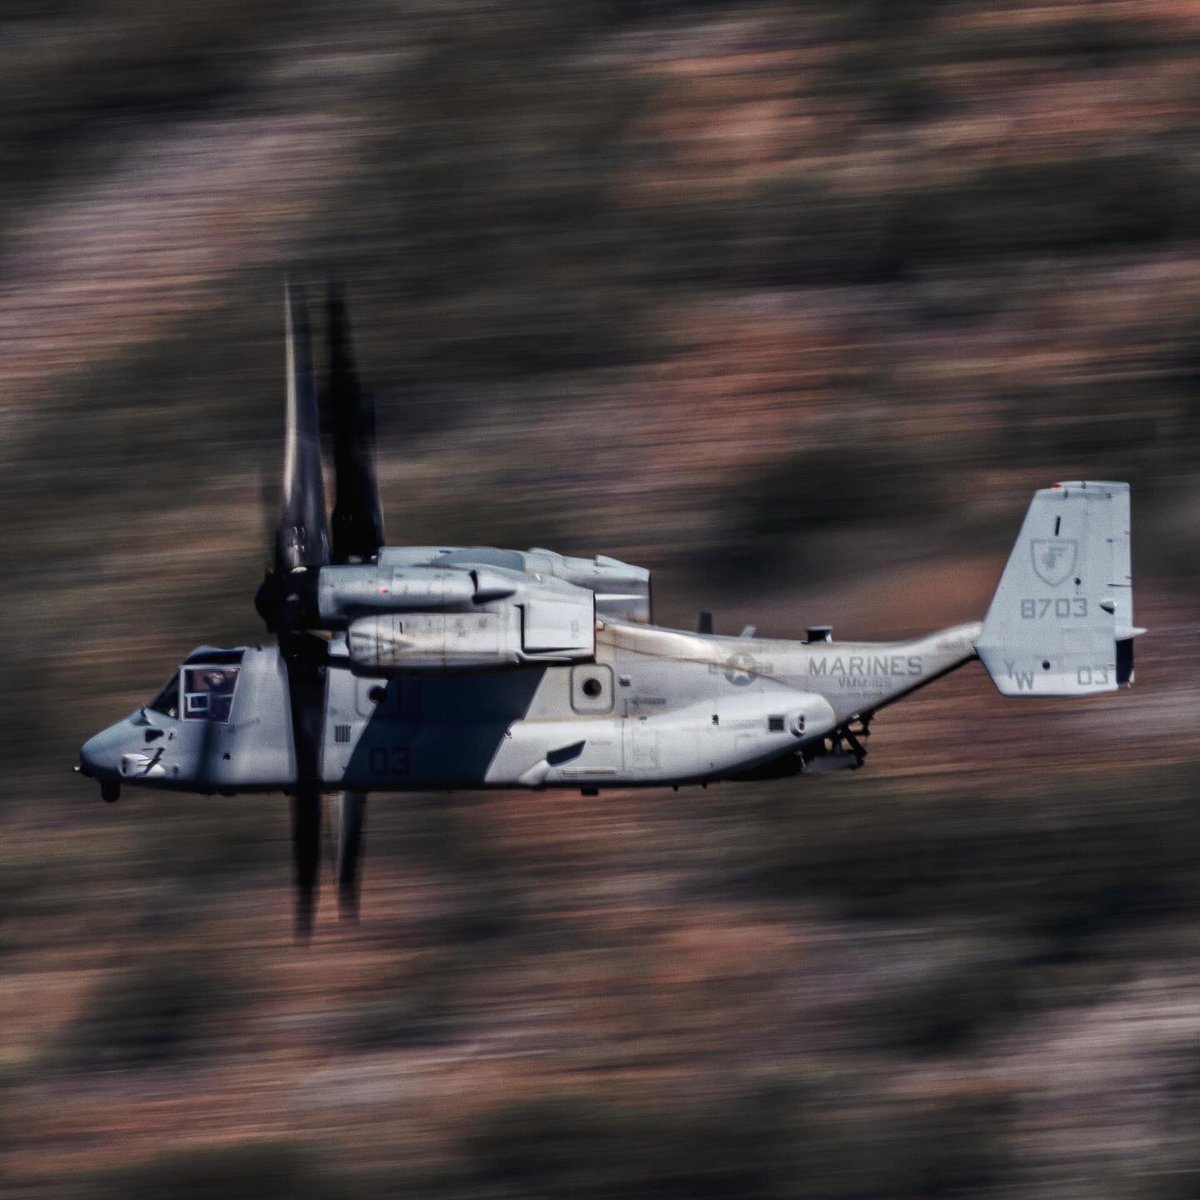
(976, 481, 1142, 697)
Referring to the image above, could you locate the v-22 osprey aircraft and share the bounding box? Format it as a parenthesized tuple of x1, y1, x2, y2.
(78, 286, 1144, 938)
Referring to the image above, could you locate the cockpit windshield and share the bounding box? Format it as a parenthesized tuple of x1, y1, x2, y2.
(182, 666, 240, 723)
(147, 673, 180, 719)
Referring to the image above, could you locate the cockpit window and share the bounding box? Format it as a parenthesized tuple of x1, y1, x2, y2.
(148, 673, 180, 719)
(183, 666, 240, 723)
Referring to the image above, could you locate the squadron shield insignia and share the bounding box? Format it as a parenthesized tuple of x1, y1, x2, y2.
(77, 287, 1145, 938)
(1032, 538, 1079, 586)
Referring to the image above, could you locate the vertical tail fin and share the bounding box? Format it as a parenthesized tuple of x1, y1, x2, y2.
(975, 481, 1143, 697)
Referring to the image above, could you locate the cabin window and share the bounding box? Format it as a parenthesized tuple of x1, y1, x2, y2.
(147, 673, 180, 719)
(182, 666, 240, 723)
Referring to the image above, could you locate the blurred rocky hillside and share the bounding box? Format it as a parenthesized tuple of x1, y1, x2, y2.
(1, 2, 1197, 1197)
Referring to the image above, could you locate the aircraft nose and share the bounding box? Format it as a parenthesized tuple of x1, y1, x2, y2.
(79, 724, 131, 802)
(79, 725, 124, 779)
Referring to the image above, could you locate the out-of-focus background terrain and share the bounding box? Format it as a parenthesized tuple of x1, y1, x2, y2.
(1, 1, 1198, 1196)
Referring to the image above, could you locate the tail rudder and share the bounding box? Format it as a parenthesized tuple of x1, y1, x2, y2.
(976, 481, 1143, 697)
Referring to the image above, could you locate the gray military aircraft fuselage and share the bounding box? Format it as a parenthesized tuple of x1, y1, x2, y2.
(77, 287, 1142, 935)
(80, 552, 982, 797)
(81, 485, 1140, 795)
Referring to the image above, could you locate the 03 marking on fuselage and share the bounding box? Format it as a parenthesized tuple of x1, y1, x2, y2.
(367, 746, 410, 775)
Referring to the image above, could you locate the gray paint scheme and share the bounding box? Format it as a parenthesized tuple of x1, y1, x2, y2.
(80, 481, 1139, 797)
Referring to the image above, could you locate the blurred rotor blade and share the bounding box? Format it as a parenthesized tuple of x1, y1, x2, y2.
(291, 785, 321, 943)
(277, 282, 331, 575)
(336, 790, 367, 923)
(283, 629, 329, 942)
(326, 283, 384, 564)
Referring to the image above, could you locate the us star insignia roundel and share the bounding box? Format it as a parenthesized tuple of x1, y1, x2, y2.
(1031, 538, 1078, 587)
(723, 652, 756, 686)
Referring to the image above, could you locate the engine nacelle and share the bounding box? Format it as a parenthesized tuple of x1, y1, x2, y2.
(318, 552, 650, 630)
(346, 583, 596, 674)
(318, 564, 519, 627)
(375, 546, 652, 623)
